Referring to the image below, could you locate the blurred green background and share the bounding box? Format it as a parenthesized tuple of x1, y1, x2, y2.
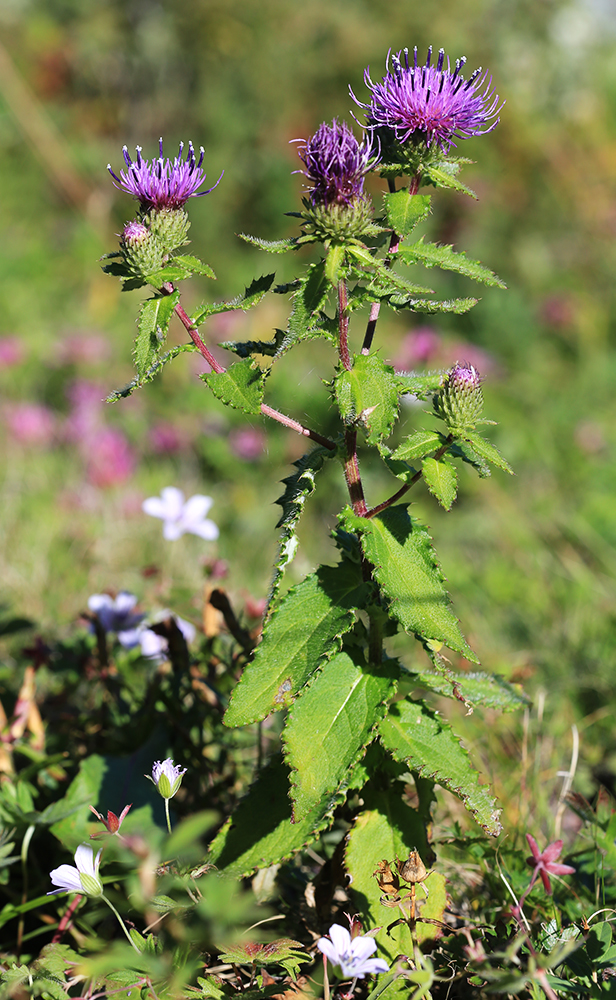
(0, 0, 615, 769)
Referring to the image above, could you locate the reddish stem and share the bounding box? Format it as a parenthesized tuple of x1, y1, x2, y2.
(260, 403, 335, 451)
(173, 300, 226, 374)
(337, 279, 352, 371)
(344, 429, 368, 517)
(52, 893, 83, 943)
(365, 439, 451, 519)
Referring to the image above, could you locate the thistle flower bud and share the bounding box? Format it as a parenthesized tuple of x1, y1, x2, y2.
(120, 220, 166, 277)
(434, 363, 484, 431)
(144, 207, 191, 253)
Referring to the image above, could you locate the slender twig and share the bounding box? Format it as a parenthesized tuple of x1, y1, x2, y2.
(173, 299, 226, 374)
(101, 895, 142, 953)
(365, 438, 451, 519)
(259, 403, 335, 450)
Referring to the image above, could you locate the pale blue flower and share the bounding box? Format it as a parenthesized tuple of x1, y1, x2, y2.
(317, 924, 389, 979)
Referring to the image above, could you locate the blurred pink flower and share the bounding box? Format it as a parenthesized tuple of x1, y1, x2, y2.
(6, 403, 55, 445)
(149, 422, 186, 455)
(229, 426, 266, 461)
(443, 342, 497, 376)
(245, 595, 267, 619)
(525, 834, 575, 895)
(0, 337, 24, 369)
(56, 333, 111, 366)
(393, 326, 441, 369)
(86, 427, 136, 488)
(64, 380, 105, 444)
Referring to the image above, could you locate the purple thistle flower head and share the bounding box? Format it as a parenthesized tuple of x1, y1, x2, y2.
(108, 138, 223, 211)
(353, 45, 503, 153)
(295, 119, 377, 207)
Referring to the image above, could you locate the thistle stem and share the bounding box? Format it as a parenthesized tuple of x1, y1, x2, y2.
(337, 279, 352, 371)
(102, 894, 141, 953)
(365, 439, 451, 519)
(344, 429, 368, 517)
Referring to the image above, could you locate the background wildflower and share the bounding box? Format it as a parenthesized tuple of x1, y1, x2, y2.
(87, 592, 144, 648)
(48, 844, 103, 897)
(317, 923, 389, 979)
(525, 834, 575, 895)
(142, 486, 219, 541)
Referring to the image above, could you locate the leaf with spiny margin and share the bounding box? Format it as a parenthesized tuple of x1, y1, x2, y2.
(268, 447, 333, 610)
(144, 257, 216, 286)
(207, 755, 351, 876)
(396, 237, 506, 289)
(343, 505, 478, 662)
(422, 456, 458, 510)
(133, 291, 180, 380)
(202, 358, 264, 415)
(334, 354, 399, 445)
(221, 329, 287, 359)
(284, 650, 398, 822)
(285, 260, 330, 346)
(449, 440, 491, 478)
(108, 343, 196, 401)
(379, 697, 502, 835)
(325, 243, 346, 285)
(406, 668, 530, 712)
(424, 163, 477, 199)
(391, 430, 445, 462)
(224, 561, 370, 727)
(238, 233, 298, 253)
(384, 191, 431, 236)
(345, 791, 446, 958)
(364, 266, 434, 299)
(395, 372, 444, 398)
(191, 274, 276, 325)
(387, 294, 478, 314)
(171, 254, 217, 278)
(460, 431, 513, 474)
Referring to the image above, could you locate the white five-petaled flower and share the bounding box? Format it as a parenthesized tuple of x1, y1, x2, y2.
(142, 487, 219, 541)
(48, 844, 103, 898)
(148, 758, 187, 800)
(317, 924, 389, 980)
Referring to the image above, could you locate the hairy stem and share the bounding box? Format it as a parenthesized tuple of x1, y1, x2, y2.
(259, 403, 335, 450)
(344, 429, 368, 517)
(365, 438, 452, 519)
(337, 278, 352, 371)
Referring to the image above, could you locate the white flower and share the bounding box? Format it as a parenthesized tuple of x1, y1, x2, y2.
(48, 844, 103, 897)
(137, 615, 197, 660)
(142, 487, 219, 541)
(317, 924, 389, 980)
(148, 758, 187, 799)
(87, 591, 144, 648)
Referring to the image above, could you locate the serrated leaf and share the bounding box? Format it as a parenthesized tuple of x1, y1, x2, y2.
(364, 266, 434, 299)
(395, 372, 444, 399)
(384, 191, 431, 236)
(191, 274, 275, 325)
(407, 668, 530, 712)
(224, 562, 370, 727)
(461, 431, 514, 474)
(345, 792, 446, 958)
(133, 291, 180, 379)
(144, 263, 195, 285)
(172, 254, 216, 278)
(325, 243, 346, 285)
(203, 358, 264, 414)
(396, 238, 506, 289)
(422, 456, 458, 510)
(286, 260, 330, 344)
(334, 354, 399, 444)
(238, 233, 297, 253)
(391, 430, 444, 461)
(284, 651, 398, 822)
(388, 295, 478, 314)
(221, 329, 287, 359)
(269, 447, 333, 608)
(379, 697, 501, 834)
(343, 506, 478, 662)
(107, 343, 197, 401)
(207, 756, 344, 876)
(424, 163, 477, 199)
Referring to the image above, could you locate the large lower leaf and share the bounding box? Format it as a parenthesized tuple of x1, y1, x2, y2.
(224, 562, 370, 727)
(344, 505, 478, 662)
(207, 756, 346, 877)
(334, 354, 399, 444)
(284, 651, 398, 822)
(345, 792, 446, 959)
(379, 697, 502, 835)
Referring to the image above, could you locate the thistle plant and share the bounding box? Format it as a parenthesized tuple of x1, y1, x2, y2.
(101, 44, 521, 963)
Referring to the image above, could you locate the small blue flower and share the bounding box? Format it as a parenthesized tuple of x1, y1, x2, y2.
(317, 924, 389, 979)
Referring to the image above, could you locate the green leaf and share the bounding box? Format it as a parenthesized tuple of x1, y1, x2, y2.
(203, 358, 264, 415)
(384, 191, 431, 236)
(221, 329, 287, 359)
(144, 262, 201, 285)
(207, 755, 346, 876)
(284, 651, 398, 821)
(388, 294, 478, 314)
(269, 447, 334, 607)
(379, 697, 502, 834)
(191, 274, 276, 325)
(396, 237, 506, 288)
(406, 668, 530, 712)
(325, 243, 346, 285)
(345, 791, 446, 959)
(391, 430, 444, 462)
(364, 265, 434, 299)
(224, 561, 370, 726)
(238, 233, 297, 253)
(423, 163, 477, 199)
(460, 430, 514, 474)
(106, 343, 197, 401)
(285, 261, 330, 344)
(334, 354, 399, 444)
(133, 291, 180, 380)
(343, 505, 478, 662)
(172, 254, 216, 278)
(422, 456, 458, 510)
(46, 755, 107, 848)
(395, 372, 444, 399)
